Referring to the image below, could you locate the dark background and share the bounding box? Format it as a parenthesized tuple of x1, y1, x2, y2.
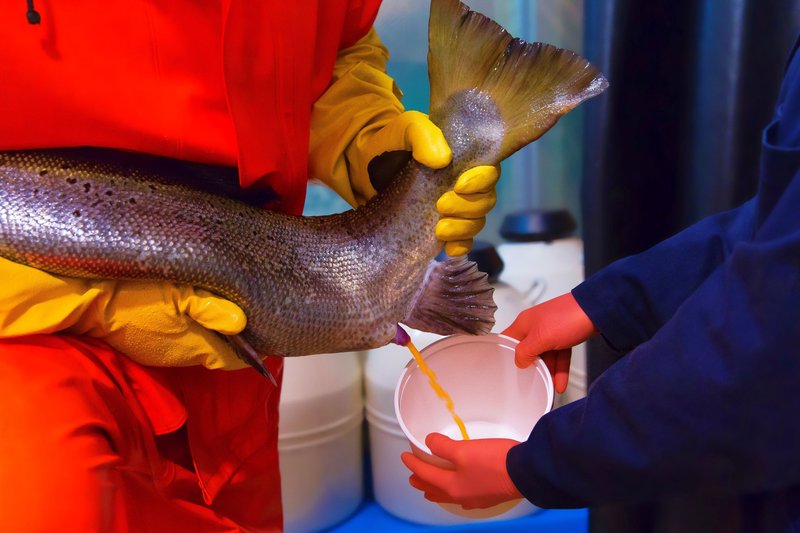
(581, 0, 800, 530)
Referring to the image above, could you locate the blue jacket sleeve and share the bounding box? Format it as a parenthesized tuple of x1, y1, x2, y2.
(506, 168, 800, 508)
(572, 201, 757, 353)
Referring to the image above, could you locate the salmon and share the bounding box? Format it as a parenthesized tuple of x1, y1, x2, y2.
(0, 0, 607, 378)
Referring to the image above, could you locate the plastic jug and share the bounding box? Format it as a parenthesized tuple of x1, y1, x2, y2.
(278, 352, 364, 533)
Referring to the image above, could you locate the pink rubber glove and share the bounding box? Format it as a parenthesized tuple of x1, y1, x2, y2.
(401, 433, 523, 510)
(502, 292, 598, 394)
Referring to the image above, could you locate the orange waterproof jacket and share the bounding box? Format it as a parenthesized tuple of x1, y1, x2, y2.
(0, 1, 381, 530)
(1, 0, 381, 214)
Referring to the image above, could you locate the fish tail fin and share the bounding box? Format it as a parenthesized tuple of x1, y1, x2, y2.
(403, 258, 496, 336)
(427, 0, 608, 164)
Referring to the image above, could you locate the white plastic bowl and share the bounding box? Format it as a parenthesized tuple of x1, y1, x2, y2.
(394, 333, 554, 518)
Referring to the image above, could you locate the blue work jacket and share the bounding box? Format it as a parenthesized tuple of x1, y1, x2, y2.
(508, 38, 800, 531)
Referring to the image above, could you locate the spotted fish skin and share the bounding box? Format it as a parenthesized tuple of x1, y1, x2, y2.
(0, 148, 456, 356)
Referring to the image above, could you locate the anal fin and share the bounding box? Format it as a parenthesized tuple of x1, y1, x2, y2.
(403, 257, 496, 335)
(228, 334, 278, 386)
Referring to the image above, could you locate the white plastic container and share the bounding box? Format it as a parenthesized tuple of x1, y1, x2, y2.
(491, 278, 545, 332)
(395, 334, 553, 519)
(497, 237, 585, 302)
(278, 352, 364, 533)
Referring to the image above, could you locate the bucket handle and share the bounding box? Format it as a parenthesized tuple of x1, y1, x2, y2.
(523, 278, 546, 306)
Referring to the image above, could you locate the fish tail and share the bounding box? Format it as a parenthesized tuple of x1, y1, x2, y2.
(403, 258, 496, 336)
(427, 0, 608, 164)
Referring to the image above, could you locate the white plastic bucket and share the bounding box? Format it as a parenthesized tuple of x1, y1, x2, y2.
(497, 238, 584, 304)
(278, 352, 364, 533)
(491, 279, 545, 332)
(394, 334, 553, 519)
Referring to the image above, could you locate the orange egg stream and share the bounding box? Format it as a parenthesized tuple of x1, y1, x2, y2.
(406, 340, 470, 440)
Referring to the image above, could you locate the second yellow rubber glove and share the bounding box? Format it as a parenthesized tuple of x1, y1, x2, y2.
(308, 29, 500, 256)
(0, 256, 248, 370)
(434, 165, 500, 256)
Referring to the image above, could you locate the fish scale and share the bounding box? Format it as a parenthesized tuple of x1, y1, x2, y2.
(0, 148, 451, 356)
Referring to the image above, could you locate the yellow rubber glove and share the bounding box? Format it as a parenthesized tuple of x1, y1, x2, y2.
(0, 256, 248, 370)
(434, 165, 499, 256)
(309, 28, 500, 257)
